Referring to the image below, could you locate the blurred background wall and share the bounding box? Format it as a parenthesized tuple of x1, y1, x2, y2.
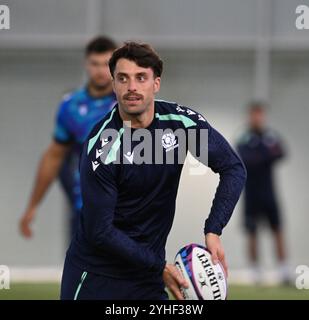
(0, 0, 308, 278)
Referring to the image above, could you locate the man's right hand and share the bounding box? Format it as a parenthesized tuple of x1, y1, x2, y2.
(19, 141, 70, 239)
(19, 207, 36, 238)
(163, 263, 189, 300)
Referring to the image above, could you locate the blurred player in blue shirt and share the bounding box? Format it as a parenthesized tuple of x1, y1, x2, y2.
(20, 36, 117, 240)
(237, 102, 290, 284)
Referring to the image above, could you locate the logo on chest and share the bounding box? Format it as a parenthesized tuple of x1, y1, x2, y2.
(78, 104, 88, 116)
(162, 133, 179, 152)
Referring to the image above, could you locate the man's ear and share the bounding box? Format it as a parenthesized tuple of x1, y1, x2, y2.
(111, 77, 116, 91)
(154, 77, 161, 94)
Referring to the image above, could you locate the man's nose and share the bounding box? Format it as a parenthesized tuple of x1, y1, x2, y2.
(127, 79, 137, 92)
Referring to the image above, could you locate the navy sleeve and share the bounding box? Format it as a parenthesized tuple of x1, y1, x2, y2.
(80, 151, 166, 274)
(188, 114, 247, 236)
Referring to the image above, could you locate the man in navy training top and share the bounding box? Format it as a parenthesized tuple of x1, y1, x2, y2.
(19, 37, 117, 240)
(60, 42, 247, 300)
(237, 102, 289, 284)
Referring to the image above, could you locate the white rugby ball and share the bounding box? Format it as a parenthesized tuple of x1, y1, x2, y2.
(174, 243, 227, 300)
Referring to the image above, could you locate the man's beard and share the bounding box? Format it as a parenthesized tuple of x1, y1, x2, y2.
(89, 79, 111, 91)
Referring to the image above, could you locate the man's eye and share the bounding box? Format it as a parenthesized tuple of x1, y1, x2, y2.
(118, 77, 127, 82)
(137, 75, 146, 81)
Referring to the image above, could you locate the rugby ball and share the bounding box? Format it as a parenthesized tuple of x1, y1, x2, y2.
(174, 243, 227, 300)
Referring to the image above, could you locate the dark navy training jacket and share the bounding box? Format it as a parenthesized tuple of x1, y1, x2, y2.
(66, 100, 246, 279)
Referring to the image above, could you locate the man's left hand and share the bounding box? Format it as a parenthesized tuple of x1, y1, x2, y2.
(205, 232, 228, 277)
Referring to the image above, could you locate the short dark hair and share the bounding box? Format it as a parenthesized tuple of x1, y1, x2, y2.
(109, 42, 163, 78)
(85, 36, 117, 56)
(248, 100, 268, 112)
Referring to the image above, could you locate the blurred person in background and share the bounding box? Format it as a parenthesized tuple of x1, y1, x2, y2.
(19, 36, 117, 241)
(237, 101, 290, 285)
